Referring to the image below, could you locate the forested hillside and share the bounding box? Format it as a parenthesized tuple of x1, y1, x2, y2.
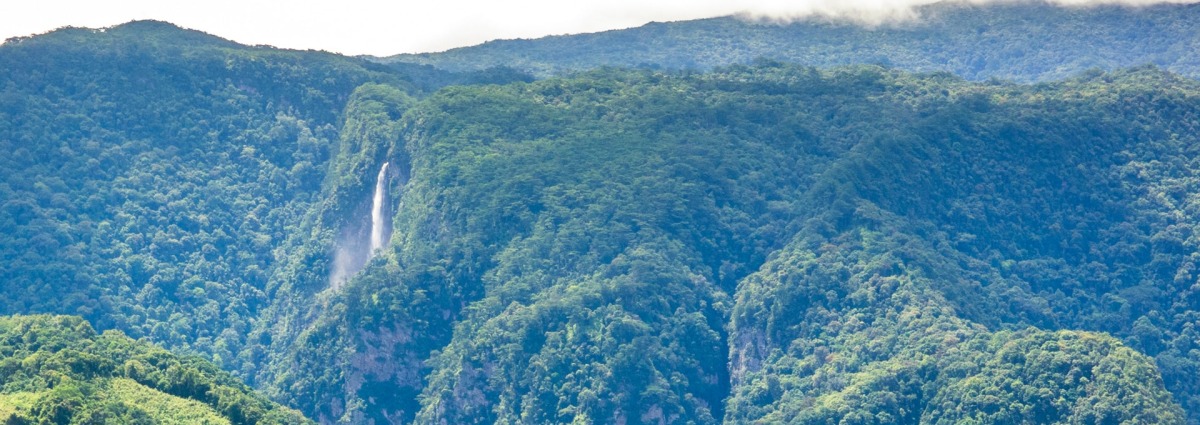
(0, 20, 525, 377)
(0, 20, 400, 369)
(387, 1, 1200, 81)
(5, 5, 1200, 425)
(0, 20, 524, 423)
(263, 63, 1196, 424)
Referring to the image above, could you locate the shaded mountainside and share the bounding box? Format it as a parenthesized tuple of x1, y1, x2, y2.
(386, 1, 1200, 81)
(266, 65, 1198, 423)
(0, 315, 310, 424)
(4, 12, 1200, 425)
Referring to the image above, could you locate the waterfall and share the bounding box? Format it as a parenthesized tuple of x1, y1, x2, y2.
(369, 162, 391, 255)
(330, 161, 394, 290)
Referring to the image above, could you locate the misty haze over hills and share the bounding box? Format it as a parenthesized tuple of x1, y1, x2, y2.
(4, 1, 1200, 424)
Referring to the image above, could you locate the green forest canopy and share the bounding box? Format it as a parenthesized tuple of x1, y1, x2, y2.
(3, 7, 1200, 425)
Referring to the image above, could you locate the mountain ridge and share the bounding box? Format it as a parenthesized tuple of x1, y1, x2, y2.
(383, 1, 1200, 81)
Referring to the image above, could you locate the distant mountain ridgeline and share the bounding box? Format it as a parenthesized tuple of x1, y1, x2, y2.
(385, 1, 1200, 81)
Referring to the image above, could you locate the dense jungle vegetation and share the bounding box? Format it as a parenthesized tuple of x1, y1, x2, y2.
(4, 2, 1200, 424)
(280, 63, 1197, 424)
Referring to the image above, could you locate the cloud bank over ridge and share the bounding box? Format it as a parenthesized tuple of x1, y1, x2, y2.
(731, 0, 1200, 25)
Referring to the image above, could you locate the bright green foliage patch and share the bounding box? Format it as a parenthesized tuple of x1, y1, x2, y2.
(0, 392, 40, 422)
(0, 315, 310, 424)
(106, 378, 230, 425)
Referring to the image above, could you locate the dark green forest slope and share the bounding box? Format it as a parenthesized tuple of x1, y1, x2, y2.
(266, 64, 1195, 424)
(0, 20, 524, 378)
(0, 20, 522, 423)
(388, 1, 1200, 81)
(5, 7, 1200, 425)
(0, 19, 399, 365)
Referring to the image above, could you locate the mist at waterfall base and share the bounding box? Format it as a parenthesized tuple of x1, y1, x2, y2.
(330, 162, 393, 289)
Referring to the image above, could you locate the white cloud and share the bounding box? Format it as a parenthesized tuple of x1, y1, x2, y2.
(1, 0, 1197, 56)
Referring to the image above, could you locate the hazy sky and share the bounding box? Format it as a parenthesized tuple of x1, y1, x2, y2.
(3, 0, 1198, 56)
